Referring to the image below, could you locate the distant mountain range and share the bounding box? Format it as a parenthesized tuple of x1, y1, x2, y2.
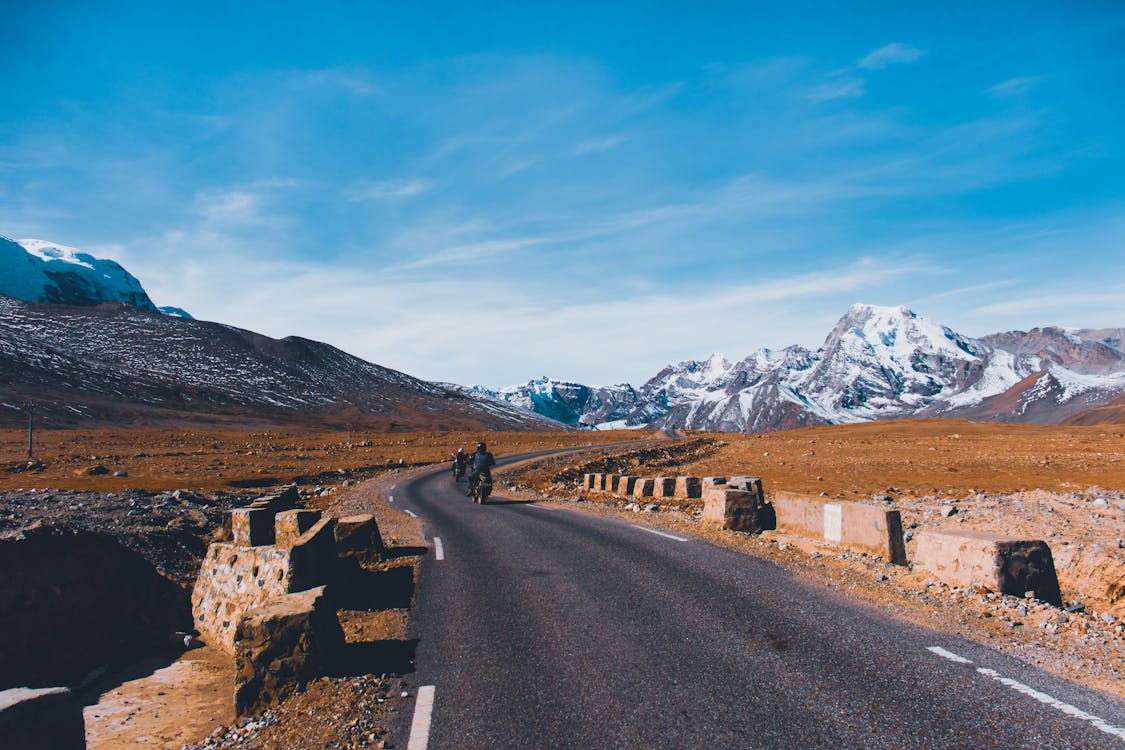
(4, 233, 1123, 432)
(485, 304, 1125, 431)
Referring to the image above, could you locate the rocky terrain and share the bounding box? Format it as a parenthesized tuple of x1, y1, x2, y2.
(491, 305, 1125, 431)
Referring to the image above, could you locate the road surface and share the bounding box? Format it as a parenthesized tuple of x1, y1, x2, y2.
(389, 455, 1124, 749)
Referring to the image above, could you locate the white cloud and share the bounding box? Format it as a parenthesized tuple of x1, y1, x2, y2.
(988, 76, 1040, 96)
(857, 43, 926, 70)
(346, 178, 434, 201)
(572, 134, 631, 156)
(805, 77, 866, 101)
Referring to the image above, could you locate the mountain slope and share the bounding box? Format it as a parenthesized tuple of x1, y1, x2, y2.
(0, 295, 561, 430)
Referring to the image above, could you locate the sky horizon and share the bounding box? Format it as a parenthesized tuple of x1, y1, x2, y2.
(3, 2, 1124, 388)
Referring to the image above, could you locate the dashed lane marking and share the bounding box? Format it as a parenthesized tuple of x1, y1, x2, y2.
(976, 668, 1125, 741)
(631, 524, 689, 542)
(926, 646, 973, 664)
(404, 509, 418, 518)
(526, 503, 559, 511)
(926, 647, 1125, 741)
(407, 685, 436, 750)
(434, 536, 445, 560)
(388, 495, 394, 503)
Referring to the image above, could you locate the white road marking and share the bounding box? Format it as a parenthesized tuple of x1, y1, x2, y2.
(527, 503, 558, 511)
(976, 668, 1125, 740)
(927, 646, 973, 664)
(404, 509, 418, 518)
(631, 524, 688, 542)
(434, 536, 445, 560)
(388, 495, 395, 503)
(406, 684, 436, 750)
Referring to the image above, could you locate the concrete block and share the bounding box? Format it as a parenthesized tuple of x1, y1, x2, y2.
(773, 492, 906, 564)
(633, 478, 655, 498)
(0, 687, 85, 750)
(607, 475, 622, 493)
(288, 518, 338, 593)
(653, 477, 676, 498)
(702, 489, 771, 533)
(916, 531, 1062, 605)
(230, 507, 275, 547)
(674, 476, 702, 499)
(582, 473, 594, 490)
(275, 510, 322, 549)
(335, 514, 384, 556)
(702, 477, 728, 489)
(618, 476, 638, 495)
(728, 476, 763, 497)
(233, 586, 344, 718)
(596, 473, 608, 491)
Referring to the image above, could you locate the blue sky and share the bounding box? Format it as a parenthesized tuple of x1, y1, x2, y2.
(3, 1, 1124, 386)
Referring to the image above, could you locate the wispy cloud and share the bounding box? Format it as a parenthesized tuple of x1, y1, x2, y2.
(572, 134, 631, 156)
(805, 77, 866, 101)
(988, 76, 1040, 97)
(345, 178, 433, 201)
(857, 43, 926, 70)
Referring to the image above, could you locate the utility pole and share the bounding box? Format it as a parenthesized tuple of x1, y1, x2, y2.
(24, 402, 34, 459)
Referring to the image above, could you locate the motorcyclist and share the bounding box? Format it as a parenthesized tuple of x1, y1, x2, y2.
(452, 447, 467, 479)
(467, 441, 496, 497)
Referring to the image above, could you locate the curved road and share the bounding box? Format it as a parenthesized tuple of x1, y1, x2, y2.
(388, 454, 1124, 749)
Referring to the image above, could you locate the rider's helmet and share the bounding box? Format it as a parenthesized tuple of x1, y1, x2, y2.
(477, 441, 487, 451)
(457, 448, 464, 454)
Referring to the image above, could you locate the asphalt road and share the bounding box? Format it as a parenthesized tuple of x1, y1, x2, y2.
(390, 455, 1125, 749)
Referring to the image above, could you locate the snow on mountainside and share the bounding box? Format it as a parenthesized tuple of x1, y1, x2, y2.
(477, 378, 640, 427)
(0, 235, 189, 317)
(0, 295, 561, 430)
(493, 304, 1125, 432)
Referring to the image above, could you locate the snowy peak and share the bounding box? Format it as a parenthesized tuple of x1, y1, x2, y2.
(496, 303, 1125, 431)
(0, 235, 190, 316)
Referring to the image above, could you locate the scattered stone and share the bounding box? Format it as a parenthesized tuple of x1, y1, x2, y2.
(113, 470, 128, 477)
(940, 505, 958, 518)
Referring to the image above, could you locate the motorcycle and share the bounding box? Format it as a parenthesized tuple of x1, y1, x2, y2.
(469, 471, 492, 504)
(451, 456, 466, 482)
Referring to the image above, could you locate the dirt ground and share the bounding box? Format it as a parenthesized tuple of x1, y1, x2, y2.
(3, 419, 1123, 745)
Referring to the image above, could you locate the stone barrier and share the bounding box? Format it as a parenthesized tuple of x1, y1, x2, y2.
(582, 473, 594, 490)
(633, 478, 655, 498)
(233, 586, 344, 718)
(607, 475, 621, 493)
(653, 477, 676, 498)
(701, 488, 772, 533)
(915, 531, 1062, 605)
(674, 476, 702, 498)
(772, 491, 906, 564)
(335, 515, 384, 557)
(0, 687, 85, 750)
(619, 476, 638, 495)
(275, 510, 321, 549)
(702, 477, 728, 490)
(231, 507, 275, 546)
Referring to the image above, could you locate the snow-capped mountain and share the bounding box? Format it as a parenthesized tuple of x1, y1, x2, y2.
(0, 235, 187, 316)
(492, 304, 1125, 432)
(0, 295, 562, 430)
(478, 378, 641, 428)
